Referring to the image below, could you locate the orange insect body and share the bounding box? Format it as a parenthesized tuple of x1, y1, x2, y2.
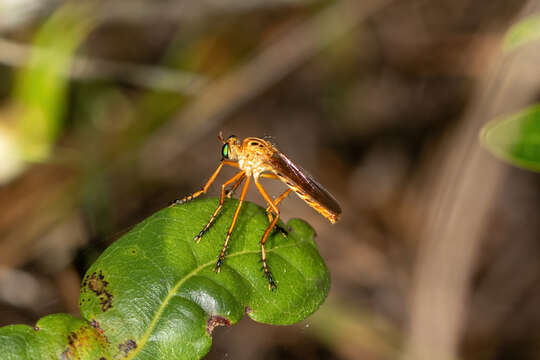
(228, 136, 340, 224)
(172, 133, 341, 290)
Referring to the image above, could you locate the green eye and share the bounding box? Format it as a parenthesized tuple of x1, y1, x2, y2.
(221, 143, 229, 159)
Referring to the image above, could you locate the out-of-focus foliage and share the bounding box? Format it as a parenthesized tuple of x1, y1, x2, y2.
(482, 14, 540, 172)
(0, 4, 95, 184)
(0, 199, 330, 359)
(480, 105, 540, 172)
(2, 1, 539, 359)
(14, 4, 95, 162)
(503, 13, 540, 52)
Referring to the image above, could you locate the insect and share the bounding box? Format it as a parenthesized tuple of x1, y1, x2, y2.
(171, 133, 341, 290)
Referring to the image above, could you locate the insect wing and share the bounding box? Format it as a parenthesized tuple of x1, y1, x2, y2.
(269, 151, 342, 216)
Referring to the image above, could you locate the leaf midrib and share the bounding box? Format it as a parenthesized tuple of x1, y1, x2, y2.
(126, 239, 309, 360)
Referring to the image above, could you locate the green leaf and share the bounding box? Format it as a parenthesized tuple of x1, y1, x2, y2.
(503, 14, 540, 52)
(0, 314, 109, 359)
(480, 104, 540, 172)
(14, 4, 95, 161)
(0, 198, 330, 359)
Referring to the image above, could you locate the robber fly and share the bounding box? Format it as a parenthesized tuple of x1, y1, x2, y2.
(171, 133, 341, 289)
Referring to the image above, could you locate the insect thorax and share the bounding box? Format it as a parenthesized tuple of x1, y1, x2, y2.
(237, 143, 273, 177)
(238, 156, 269, 177)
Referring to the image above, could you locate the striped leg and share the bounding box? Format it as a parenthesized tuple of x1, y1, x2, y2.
(259, 173, 292, 234)
(265, 188, 292, 221)
(265, 188, 292, 237)
(170, 160, 239, 206)
(254, 177, 281, 290)
(195, 171, 245, 242)
(215, 176, 251, 272)
(225, 174, 244, 198)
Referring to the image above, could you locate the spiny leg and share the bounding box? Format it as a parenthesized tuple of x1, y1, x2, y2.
(265, 188, 292, 236)
(215, 176, 251, 272)
(254, 178, 281, 290)
(260, 173, 285, 221)
(195, 171, 245, 242)
(169, 160, 238, 206)
(260, 173, 292, 235)
(265, 188, 292, 220)
(225, 173, 244, 198)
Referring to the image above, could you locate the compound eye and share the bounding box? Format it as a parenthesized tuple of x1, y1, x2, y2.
(221, 143, 229, 159)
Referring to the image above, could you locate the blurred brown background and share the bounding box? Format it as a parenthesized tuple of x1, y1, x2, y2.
(1, 0, 540, 359)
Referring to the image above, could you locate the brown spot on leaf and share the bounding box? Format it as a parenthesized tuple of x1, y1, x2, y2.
(90, 319, 108, 340)
(206, 315, 231, 335)
(118, 339, 137, 357)
(90, 319, 100, 328)
(61, 349, 71, 360)
(61, 325, 107, 359)
(67, 332, 78, 346)
(86, 271, 114, 312)
(88, 271, 107, 292)
(245, 306, 253, 314)
(33, 326, 39, 331)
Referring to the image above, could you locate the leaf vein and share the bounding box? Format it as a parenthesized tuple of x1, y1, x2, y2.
(126, 239, 310, 359)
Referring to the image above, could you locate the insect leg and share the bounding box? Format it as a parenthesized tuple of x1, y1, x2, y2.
(225, 174, 244, 198)
(267, 188, 292, 236)
(195, 171, 245, 242)
(215, 176, 251, 273)
(265, 188, 292, 220)
(170, 160, 238, 206)
(259, 172, 286, 220)
(254, 178, 281, 290)
(260, 173, 280, 180)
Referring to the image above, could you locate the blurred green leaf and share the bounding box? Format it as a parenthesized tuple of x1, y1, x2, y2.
(480, 104, 540, 172)
(0, 198, 330, 359)
(14, 4, 95, 161)
(503, 14, 540, 52)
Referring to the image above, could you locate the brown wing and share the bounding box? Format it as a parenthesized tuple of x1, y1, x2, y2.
(268, 151, 342, 217)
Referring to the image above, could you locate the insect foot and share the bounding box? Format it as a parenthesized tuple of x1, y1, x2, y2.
(214, 258, 223, 273)
(265, 272, 277, 291)
(168, 199, 181, 207)
(194, 229, 206, 243)
(274, 224, 289, 237)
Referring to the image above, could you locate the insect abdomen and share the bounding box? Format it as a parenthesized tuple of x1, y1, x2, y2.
(277, 175, 339, 224)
